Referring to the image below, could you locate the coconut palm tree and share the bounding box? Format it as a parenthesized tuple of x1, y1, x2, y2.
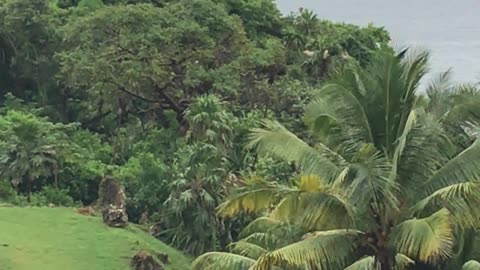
(192, 49, 480, 270)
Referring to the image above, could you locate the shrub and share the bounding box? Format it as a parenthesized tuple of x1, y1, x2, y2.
(38, 186, 76, 207)
(0, 180, 17, 203)
(12, 194, 48, 207)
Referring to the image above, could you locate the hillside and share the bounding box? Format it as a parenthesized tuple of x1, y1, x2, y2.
(0, 207, 191, 270)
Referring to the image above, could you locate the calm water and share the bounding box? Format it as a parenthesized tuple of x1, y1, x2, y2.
(277, 0, 480, 85)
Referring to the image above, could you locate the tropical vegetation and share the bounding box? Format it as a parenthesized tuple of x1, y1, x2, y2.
(193, 50, 480, 269)
(1, 0, 480, 269)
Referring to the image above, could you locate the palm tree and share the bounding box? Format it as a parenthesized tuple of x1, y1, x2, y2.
(0, 111, 69, 200)
(296, 9, 318, 37)
(192, 49, 480, 270)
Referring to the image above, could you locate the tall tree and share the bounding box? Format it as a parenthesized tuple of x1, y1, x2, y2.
(57, 1, 249, 126)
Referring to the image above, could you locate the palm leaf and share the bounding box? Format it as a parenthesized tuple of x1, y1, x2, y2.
(425, 70, 454, 117)
(240, 233, 283, 251)
(442, 88, 480, 147)
(217, 177, 295, 218)
(252, 229, 363, 270)
(344, 254, 414, 270)
(192, 252, 256, 270)
(239, 217, 283, 238)
(216, 187, 286, 218)
(400, 48, 429, 101)
(304, 83, 373, 157)
(463, 260, 480, 270)
(344, 144, 399, 212)
(395, 114, 453, 202)
(269, 175, 357, 230)
(229, 241, 269, 259)
(247, 120, 340, 181)
(412, 182, 480, 227)
(423, 139, 480, 194)
(393, 208, 454, 264)
(268, 194, 300, 222)
(364, 50, 406, 155)
(297, 189, 357, 230)
(390, 110, 417, 183)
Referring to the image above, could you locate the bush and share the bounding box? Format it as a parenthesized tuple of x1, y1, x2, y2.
(13, 194, 48, 207)
(0, 180, 17, 203)
(38, 186, 76, 207)
(0, 183, 76, 207)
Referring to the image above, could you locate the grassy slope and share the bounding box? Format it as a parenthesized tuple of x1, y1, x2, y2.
(0, 207, 191, 270)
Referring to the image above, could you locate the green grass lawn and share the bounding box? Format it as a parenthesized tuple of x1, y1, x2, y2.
(0, 207, 191, 270)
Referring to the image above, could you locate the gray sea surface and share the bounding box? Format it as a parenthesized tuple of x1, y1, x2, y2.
(277, 0, 480, 86)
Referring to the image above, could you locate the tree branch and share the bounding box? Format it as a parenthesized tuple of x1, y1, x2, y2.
(103, 80, 158, 103)
(154, 85, 183, 114)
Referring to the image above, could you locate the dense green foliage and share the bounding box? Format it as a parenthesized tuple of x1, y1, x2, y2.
(0, 0, 391, 258)
(193, 50, 480, 270)
(4, 0, 480, 270)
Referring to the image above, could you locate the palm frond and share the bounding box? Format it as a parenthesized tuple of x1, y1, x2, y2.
(463, 260, 480, 270)
(304, 83, 373, 157)
(238, 218, 303, 250)
(267, 175, 357, 230)
(423, 139, 480, 194)
(229, 241, 269, 259)
(296, 174, 327, 191)
(459, 230, 480, 265)
(252, 229, 363, 270)
(425, 70, 454, 117)
(360, 50, 407, 155)
(239, 217, 283, 238)
(412, 182, 480, 227)
(216, 187, 284, 218)
(391, 110, 417, 181)
(247, 120, 340, 181)
(393, 208, 454, 264)
(400, 48, 429, 101)
(268, 194, 301, 222)
(297, 189, 357, 230)
(217, 177, 295, 218)
(241, 233, 284, 251)
(192, 252, 256, 270)
(395, 114, 453, 201)
(344, 254, 414, 270)
(442, 87, 480, 146)
(344, 144, 399, 212)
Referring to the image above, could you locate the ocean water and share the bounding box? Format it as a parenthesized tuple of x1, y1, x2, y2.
(277, 0, 480, 86)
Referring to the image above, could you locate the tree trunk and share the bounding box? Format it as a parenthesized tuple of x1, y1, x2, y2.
(54, 164, 58, 188)
(27, 175, 33, 202)
(377, 250, 394, 270)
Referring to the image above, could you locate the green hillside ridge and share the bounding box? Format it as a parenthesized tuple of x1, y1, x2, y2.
(0, 207, 191, 270)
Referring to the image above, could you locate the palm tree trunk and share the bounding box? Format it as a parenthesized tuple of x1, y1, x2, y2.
(377, 249, 394, 270)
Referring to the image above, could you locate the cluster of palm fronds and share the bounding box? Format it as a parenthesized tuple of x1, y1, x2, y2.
(193, 48, 480, 270)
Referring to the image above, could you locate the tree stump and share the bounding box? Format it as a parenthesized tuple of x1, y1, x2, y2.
(102, 205, 128, 228)
(131, 251, 164, 270)
(98, 176, 128, 228)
